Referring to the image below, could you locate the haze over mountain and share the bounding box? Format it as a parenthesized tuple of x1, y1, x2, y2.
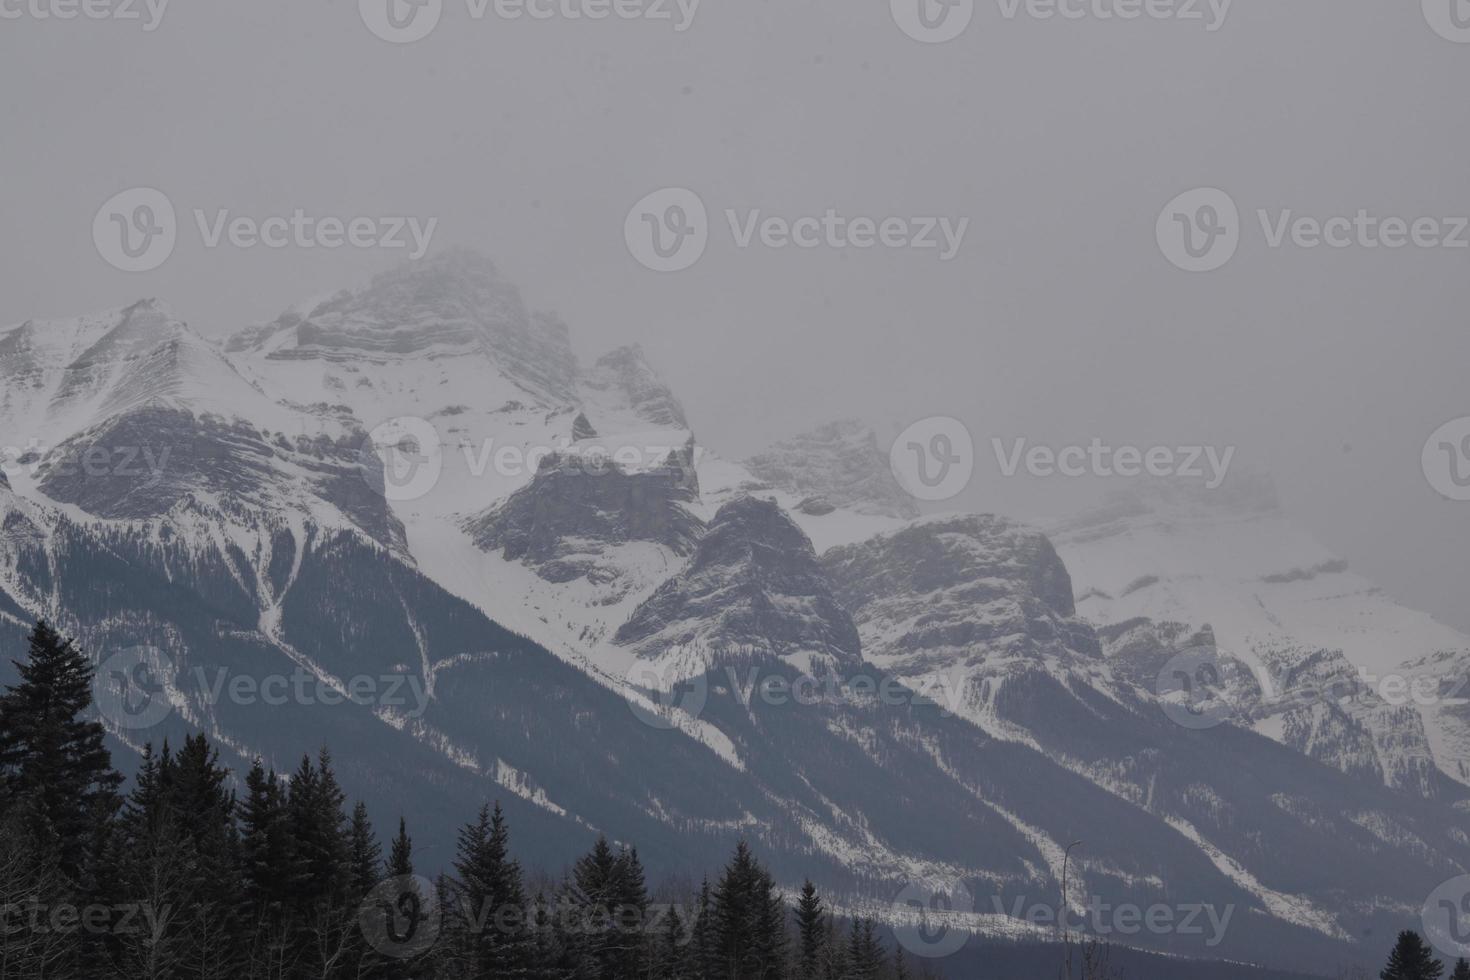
(1, 251, 1466, 975)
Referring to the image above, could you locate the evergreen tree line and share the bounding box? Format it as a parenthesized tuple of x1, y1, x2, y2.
(1369, 931, 1470, 980)
(4, 620, 1468, 980)
(0, 621, 939, 979)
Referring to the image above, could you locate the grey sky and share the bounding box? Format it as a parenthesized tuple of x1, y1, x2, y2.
(3, 0, 1467, 629)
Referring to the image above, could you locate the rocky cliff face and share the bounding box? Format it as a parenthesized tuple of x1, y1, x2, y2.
(466, 450, 704, 585)
(230, 248, 578, 405)
(615, 496, 862, 670)
(1051, 480, 1470, 797)
(744, 419, 919, 519)
(822, 514, 1098, 671)
(580, 345, 688, 429)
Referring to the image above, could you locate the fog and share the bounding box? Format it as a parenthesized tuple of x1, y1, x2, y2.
(3, 0, 1466, 629)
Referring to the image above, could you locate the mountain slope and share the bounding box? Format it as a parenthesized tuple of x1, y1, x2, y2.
(1050, 480, 1470, 795)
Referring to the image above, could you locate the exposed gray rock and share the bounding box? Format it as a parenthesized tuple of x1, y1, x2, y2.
(466, 451, 703, 584)
(614, 495, 861, 666)
(228, 248, 578, 405)
(822, 514, 1097, 667)
(795, 495, 835, 516)
(580, 344, 688, 428)
(745, 419, 919, 519)
(35, 407, 407, 552)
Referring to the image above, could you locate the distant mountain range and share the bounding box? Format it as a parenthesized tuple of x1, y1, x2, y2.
(2, 249, 1466, 975)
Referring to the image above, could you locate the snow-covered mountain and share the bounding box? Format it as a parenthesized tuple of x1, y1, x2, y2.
(1050, 479, 1470, 797)
(1, 250, 1466, 974)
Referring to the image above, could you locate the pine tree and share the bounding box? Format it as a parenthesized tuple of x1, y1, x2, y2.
(1450, 959, 1470, 980)
(288, 749, 352, 906)
(613, 846, 651, 978)
(240, 757, 298, 935)
(710, 841, 786, 979)
(350, 802, 384, 900)
(846, 918, 884, 980)
(388, 816, 414, 878)
(793, 881, 824, 980)
(286, 750, 358, 978)
(659, 904, 688, 980)
(0, 620, 122, 884)
(170, 734, 244, 979)
(893, 946, 910, 980)
(690, 877, 714, 980)
(451, 802, 533, 977)
(1381, 931, 1446, 980)
(570, 835, 629, 980)
(820, 914, 847, 980)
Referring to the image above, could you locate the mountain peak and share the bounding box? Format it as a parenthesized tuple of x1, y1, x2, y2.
(582, 343, 688, 429)
(226, 249, 578, 406)
(745, 419, 919, 520)
(614, 493, 862, 668)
